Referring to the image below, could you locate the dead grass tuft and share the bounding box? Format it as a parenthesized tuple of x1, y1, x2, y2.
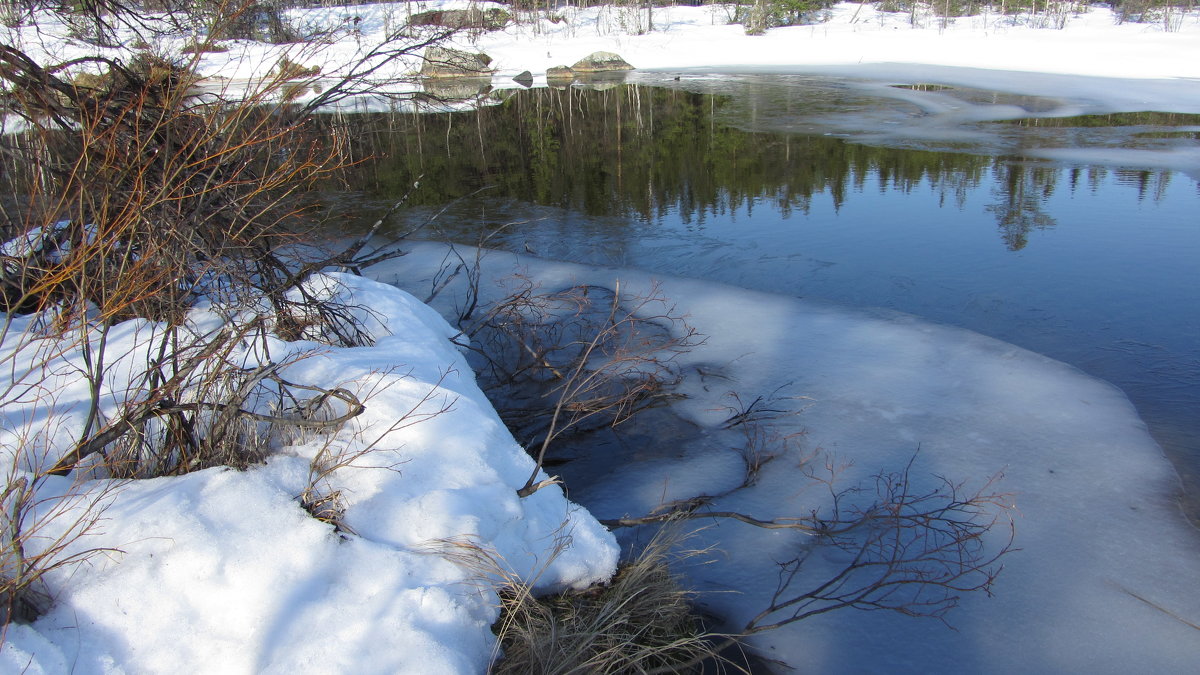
(486, 525, 742, 675)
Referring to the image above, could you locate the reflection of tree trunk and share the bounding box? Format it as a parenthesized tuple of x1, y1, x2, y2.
(986, 163, 1058, 251)
(1113, 168, 1172, 203)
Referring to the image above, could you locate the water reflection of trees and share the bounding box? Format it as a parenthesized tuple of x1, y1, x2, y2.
(986, 163, 1059, 251)
(986, 163, 1181, 250)
(1113, 168, 1174, 203)
(315, 84, 1179, 250)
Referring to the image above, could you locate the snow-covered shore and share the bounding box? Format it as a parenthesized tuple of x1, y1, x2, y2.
(3, 3, 1200, 672)
(470, 3, 1200, 83)
(230, 2, 1200, 114)
(6, 2, 1200, 110)
(0, 274, 617, 672)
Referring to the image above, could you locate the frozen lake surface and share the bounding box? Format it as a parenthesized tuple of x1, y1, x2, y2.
(377, 239, 1200, 673)
(336, 71, 1200, 519)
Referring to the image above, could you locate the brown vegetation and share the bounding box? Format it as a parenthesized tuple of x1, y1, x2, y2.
(0, 0, 446, 631)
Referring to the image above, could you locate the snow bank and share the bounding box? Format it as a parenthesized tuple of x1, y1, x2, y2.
(0, 273, 617, 673)
(6, 3, 1199, 114)
(470, 3, 1200, 81)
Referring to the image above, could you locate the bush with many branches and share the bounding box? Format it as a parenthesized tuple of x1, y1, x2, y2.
(0, 0, 448, 628)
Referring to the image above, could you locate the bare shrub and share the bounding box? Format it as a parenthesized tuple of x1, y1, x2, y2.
(0, 463, 120, 627)
(205, 0, 317, 45)
(297, 369, 457, 533)
(425, 238, 1012, 665)
(742, 457, 1012, 632)
(449, 275, 701, 497)
(0, 0, 455, 634)
(180, 40, 228, 55)
(603, 449, 1013, 646)
(0, 0, 444, 484)
(0, 57, 333, 325)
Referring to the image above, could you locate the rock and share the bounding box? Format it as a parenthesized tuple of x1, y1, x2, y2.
(420, 47, 495, 78)
(421, 77, 493, 101)
(408, 8, 510, 31)
(546, 65, 575, 86)
(569, 51, 634, 73)
(573, 72, 629, 91)
(512, 70, 534, 88)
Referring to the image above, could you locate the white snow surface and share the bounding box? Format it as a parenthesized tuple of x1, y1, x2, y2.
(0, 274, 617, 673)
(245, 3, 1198, 98)
(4, 3, 1200, 672)
(4, 2, 1200, 113)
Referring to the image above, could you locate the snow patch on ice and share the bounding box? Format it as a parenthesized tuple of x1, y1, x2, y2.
(378, 241, 1200, 674)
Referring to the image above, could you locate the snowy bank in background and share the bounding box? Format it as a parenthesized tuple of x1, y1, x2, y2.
(471, 3, 1200, 84)
(5, 3, 1200, 111)
(230, 2, 1200, 113)
(0, 273, 617, 673)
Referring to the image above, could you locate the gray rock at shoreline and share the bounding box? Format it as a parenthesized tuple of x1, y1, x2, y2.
(570, 51, 634, 73)
(546, 65, 575, 86)
(420, 47, 495, 78)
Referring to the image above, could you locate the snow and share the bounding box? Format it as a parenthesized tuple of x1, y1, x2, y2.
(0, 274, 617, 673)
(3, 2, 1200, 672)
(470, 3, 1200, 81)
(6, 2, 1200, 112)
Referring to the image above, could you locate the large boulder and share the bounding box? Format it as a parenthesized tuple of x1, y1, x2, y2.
(545, 65, 575, 85)
(512, 70, 534, 88)
(420, 47, 495, 78)
(570, 51, 634, 73)
(421, 77, 493, 101)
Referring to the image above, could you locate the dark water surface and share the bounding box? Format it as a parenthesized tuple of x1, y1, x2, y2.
(320, 74, 1200, 519)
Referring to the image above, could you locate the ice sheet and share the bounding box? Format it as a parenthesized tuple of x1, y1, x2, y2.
(377, 240, 1200, 673)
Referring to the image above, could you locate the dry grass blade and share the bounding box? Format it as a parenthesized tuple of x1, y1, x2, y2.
(482, 523, 743, 675)
(1112, 582, 1200, 632)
